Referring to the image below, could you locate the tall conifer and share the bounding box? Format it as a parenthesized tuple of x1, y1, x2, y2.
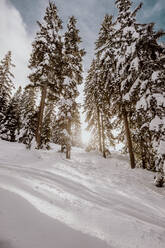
(0, 86, 22, 142)
(0, 51, 15, 124)
(59, 16, 85, 158)
(19, 86, 37, 148)
(29, 1, 63, 148)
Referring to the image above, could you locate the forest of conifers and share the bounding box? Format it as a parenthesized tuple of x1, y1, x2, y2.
(0, 0, 164, 186)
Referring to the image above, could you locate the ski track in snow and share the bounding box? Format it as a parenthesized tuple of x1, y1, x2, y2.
(0, 140, 165, 248)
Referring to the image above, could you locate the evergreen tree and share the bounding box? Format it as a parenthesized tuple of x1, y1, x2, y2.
(59, 16, 85, 158)
(57, 98, 71, 153)
(0, 86, 22, 142)
(84, 15, 116, 157)
(95, 14, 124, 154)
(84, 59, 102, 152)
(19, 86, 37, 148)
(0, 51, 15, 124)
(93, 1, 143, 166)
(126, 23, 165, 181)
(71, 104, 82, 147)
(112, 0, 145, 168)
(41, 100, 55, 149)
(29, 1, 63, 148)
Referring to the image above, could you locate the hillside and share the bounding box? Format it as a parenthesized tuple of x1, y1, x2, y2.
(0, 140, 165, 248)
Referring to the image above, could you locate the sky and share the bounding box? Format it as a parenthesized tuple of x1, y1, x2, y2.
(0, 0, 165, 86)
(0, 0, 165, 143)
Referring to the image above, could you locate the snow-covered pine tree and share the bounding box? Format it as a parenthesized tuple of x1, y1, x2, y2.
(128, 112, 147, 168)
(29, 1, 63, 149)
(95, 13, 118, 114)
(86, 130, 100, 152)
(127, 24, 165, 183)
(0, 51, 15, 125)
(84, 59, 102, 153)
(85, 15, 116, 156)
(40, 100, 55, 149)
(111, 0, 145, 169)
(84, 57, 114, 156)
(18, 86, 37, 148)
(113, 0, 165, 183)
(0, 86, 22, 142)
(57, 98, 72, 153)
(50, 104, 66, 148)
(59, 16, 85, 158)
(95, 14, 127, 155)
(71, 103, 82, 147)
(94, 0, 142, 166)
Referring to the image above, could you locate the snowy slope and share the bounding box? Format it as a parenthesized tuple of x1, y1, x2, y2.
(0, 140, 165, 248)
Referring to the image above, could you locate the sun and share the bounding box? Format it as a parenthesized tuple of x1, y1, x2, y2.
(81, 129, 91, 145)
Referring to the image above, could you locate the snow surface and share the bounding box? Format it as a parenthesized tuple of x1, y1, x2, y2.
(0, 140, 165, 248)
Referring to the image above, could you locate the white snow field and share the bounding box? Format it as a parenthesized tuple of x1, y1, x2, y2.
(0, 140, 165, 248)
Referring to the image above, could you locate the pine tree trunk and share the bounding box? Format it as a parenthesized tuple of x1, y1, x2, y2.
(36, 84, 47, 149)
(66, 145, 71, 159)
(97, 107, 102, 153)
(101, 113, 106, 158)
(61, 145, 65, 152)
(66, 119, 71, 159)
(122, 105, 135, 169)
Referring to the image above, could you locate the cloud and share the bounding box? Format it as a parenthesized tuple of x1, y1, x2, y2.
(0, 0, 32, 88)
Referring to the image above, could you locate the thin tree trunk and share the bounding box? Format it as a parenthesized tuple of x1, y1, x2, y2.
(122, 105, 135, 169)
(61, 145, 65, 153)
(101, 113, 106, 158)
(36, 84, 47, 149)
(97, 107, 102, 153)
(66, 119, 71, 159)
